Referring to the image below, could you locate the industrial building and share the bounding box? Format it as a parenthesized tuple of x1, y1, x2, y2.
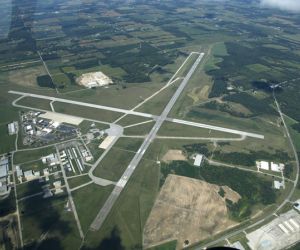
(257, 160, 285, 172)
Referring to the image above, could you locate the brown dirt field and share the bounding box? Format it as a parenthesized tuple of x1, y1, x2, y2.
(162, 150, 187, 163)
(9, 65, 47, 87)
(143, 175, 239, 249)
(222, 186, 241, 203)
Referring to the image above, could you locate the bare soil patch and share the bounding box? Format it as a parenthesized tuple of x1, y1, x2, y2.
(143, 175, 239, 249)
(162, 150, 186, 163)
(9, 66, 47, 87)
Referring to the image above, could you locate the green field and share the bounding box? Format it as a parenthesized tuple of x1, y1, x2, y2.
(67, 175, 92, 189)
(136, 80, 181, 115)
(93, 148, 136, 182)
(19, 194, 81, 250)
(285, 116, 300, 151)
(116, 115, 152, 127)
(72, 184, 114, 233)
(123, 121, 155, 136)
(78, 120, 109, 134)
(0, 124, 16, 154)
(16, 97, 52, 111)
(84, 158, 160, 249)
(53, 102, 122, 123)
(14, 146, 55, 165)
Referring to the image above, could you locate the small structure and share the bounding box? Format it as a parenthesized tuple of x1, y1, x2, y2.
(23, 170, 35, 181)
(53, 181, 63, 194)
(42, 153, 59, 166)
(257, 161, 269, 171)
(193, 154, 203, 167)
(8, 122, 18, 135)
(274, 180, 284, 190)
(15, 166, 23, 182)
(99, 136, 116, 149)
(271, 162, 284, 172)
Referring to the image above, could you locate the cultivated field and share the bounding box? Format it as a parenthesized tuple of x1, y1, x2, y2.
(143, 174, 240, 249)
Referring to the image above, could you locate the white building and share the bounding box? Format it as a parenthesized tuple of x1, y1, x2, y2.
(274, 180, 284, 190)
(257, 161, 269, 170)
(271, 162, 284, 172)
(194, 154, 203, 167)
(42, 153, 59, 166)
(8, 122, 17, 135)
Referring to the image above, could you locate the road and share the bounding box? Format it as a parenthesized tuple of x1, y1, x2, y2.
(89, 52, 205, 231)
(55, 147, 84, 239)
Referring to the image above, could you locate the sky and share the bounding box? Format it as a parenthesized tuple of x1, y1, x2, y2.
(260, 0, 300, 12)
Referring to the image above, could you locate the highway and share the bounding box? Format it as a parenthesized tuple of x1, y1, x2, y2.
(89, 53, 205, 231)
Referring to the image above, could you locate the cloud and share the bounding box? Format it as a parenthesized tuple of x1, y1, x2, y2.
(260, 0, 300, 12)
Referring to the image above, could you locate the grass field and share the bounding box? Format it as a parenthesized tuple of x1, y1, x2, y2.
(53, 102, 122, 123)
(136, 80, 181, 115)
(63, 82, 167, 110)
(93, 148, 136, 182)
(148, 240, 177, 250)
(84, 158, 160, 249)
(16, 97, 52, 111)
(116, 115, 152, 127)
(285, 116, 300, 151)
(86, 140, 105, 163)
(72, 184, 114, 233)
(93, 135, 145, 182)
(19, 194, 81, 250)
(14, 146, 55, 165)
(78, 120, 109, 134)
(123, 121, 155, 136)
(0, 124, 16, 154)
(67, 175, 92, 189)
